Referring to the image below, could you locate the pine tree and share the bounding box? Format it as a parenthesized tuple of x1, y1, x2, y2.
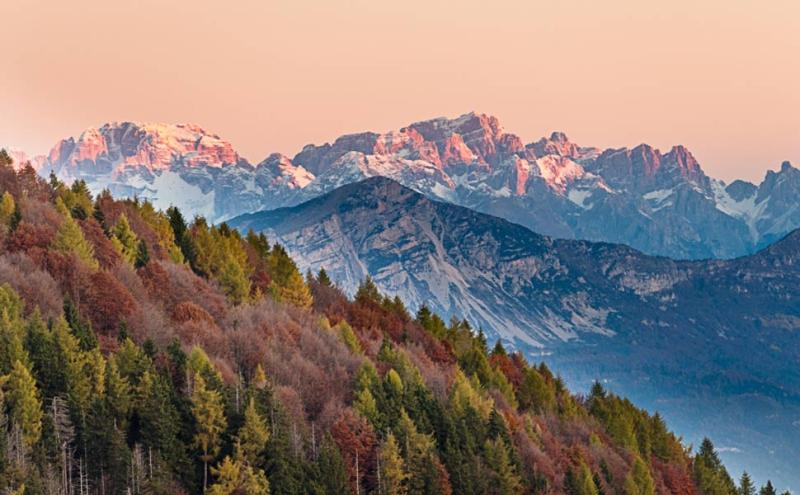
(379, 433, 408, 495)
(218, 256, 251, 305)
(355, 276, 381, 303)
(484, 437, 524, 495)
(112, 213, 138, 264)
(623, 455, 655, 495)
(315, 435, 350, 494)
(573, 460, 600, 495)
(53, 198, 98, 269)
(4, 360, 44, 449)
(191, 372, 227, 491)
(236, 397, 269, 466)
(739, 472, 756, 495)
(317, 267, 332, 287)
(134, 239, 150, 269)
(759, 481, 777, 495)
(0, 148, 12, 167)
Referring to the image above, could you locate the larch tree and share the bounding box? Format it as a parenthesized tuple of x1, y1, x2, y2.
(218, 255, 251, 305)
(275, 269, 313, 309)
(208, 455, 270, 495)
(111, 213, 138, 265)
(52, 198, 99, 269)
(4, 360, 44, 449)
(191, 372, 227, 491)
(379, 433, 408, 495)
(0, 191, 15, 226)
(236, 397, 269, 466)
(623, 455, 655, 495)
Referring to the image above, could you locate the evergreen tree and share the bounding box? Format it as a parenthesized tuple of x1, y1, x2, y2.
(739, 472, 757, 495)
(0, 148, 12, 167)
(191, 373, 227, 491)
(8, 202, 21, 231)
(355, 276, 381, 303)
(167, 206, 199, 271)
(317, 267, 332, 287)
(64, 299, 98, 350)
(484, 437, 524, 495)
(315, 435, 350, 494)
(623, 455, 655, 495)
(759, 481, 777, 495)
(134, 239, 150, 268)
(694, 438, 737, 495)
(52, 198, 98, 269)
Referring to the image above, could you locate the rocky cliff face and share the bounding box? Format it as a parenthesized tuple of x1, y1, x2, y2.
(40, 122, 311, 221)
(28, 113, 800, 259)
(229, 177, 800, 490)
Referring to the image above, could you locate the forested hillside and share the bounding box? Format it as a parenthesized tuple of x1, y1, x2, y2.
(0, 150, 780, 494)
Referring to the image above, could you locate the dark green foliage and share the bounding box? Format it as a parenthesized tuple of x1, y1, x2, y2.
(63, 299, 97, 351)
(135, 239, 150, 268)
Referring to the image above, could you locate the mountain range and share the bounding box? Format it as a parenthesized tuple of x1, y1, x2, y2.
(229, 176, 800, 490)
(12, 112, 800, 260)
(7, 113, 800, 487)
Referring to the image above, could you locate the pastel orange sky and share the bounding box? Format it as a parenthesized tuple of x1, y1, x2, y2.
(2, 0, 798, 183)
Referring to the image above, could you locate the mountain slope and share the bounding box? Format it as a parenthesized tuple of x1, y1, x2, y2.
(229, 177, 800, 489)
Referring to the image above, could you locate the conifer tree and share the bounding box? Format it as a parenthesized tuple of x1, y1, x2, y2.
(218, 255, 251, 305)
(355, 275, 381, 303)
(52, 198, 98, 269)
(484, 437, 524, 495)
(0, 148, 12, 167)
(0, 191, 15, 226)
(134, 239, 150, 268)
(739, 472, 756, 495)
(379, 433, 408, 495)
(112, 213, 138, 264)
(315, 435, 350, 493)
(759, 481, 777, 495)
(9, 202, 21, 231)
(623, 455, 655, 495)
(191, 373, 227, 491)
(208, 456, 270, 495)
(236, 397, 269, 466)
(4, 360, 43, 449)
(275, 269, 313, 309)
(317, 267, 332, 287)
(565, 461, 600, 495)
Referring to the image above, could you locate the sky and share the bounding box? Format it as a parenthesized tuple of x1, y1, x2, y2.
(1, 0, 798, 183)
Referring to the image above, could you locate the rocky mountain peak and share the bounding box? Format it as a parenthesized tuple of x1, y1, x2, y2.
(46, 121, 244, 177)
